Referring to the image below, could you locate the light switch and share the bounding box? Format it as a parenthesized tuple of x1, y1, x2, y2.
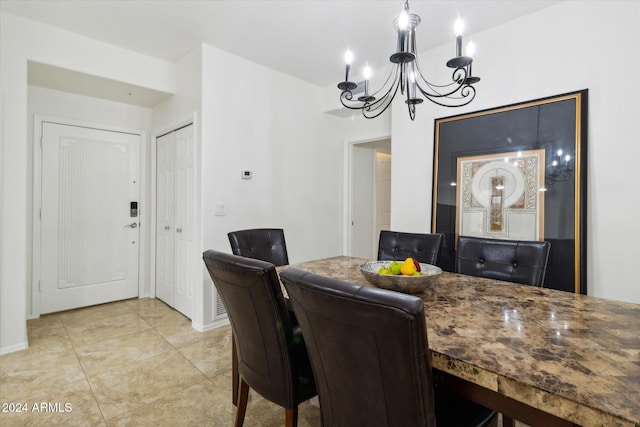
(214, 204, 226, 216)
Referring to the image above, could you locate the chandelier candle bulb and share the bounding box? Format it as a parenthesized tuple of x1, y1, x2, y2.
(395, 10, 407, 55)
(398, 10, 409, 30)
(409, 71, 417, 99)
(363, 64, 371, 95)
(396, 10, 414, 55)
(344, 49, 353, 82)
(454, 18, 464, 57)
(466, 40, 476, 57)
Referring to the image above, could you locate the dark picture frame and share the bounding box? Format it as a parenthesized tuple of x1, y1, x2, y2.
(432, 90, 588, 294)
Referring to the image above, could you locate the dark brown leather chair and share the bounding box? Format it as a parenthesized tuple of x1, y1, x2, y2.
(227, 228, 289, 405)
(280, 268, 496, 427)
(202, 251, 316, 427)
(228, 228, 289, 267)
(378, 230, 444, 265)
(456, 236, 551, 286)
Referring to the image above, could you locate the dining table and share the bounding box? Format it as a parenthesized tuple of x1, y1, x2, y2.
(277, 256, 640, 427)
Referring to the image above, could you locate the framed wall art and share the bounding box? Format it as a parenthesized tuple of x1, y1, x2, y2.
(432, 90, 588, 294)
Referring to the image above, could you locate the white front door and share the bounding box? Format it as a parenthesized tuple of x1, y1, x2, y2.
(40, 122, 140, 314)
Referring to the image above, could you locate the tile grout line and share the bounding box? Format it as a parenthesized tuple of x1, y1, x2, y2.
(58, 301, 160, 426)
(59, 310, 109, 426)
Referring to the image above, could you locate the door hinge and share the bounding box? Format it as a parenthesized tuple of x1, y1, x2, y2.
(38, 280, 41, 292)
(39, 208, 42, 220)
(40, 135, 43, 149)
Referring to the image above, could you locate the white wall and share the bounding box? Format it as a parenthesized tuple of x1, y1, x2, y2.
(337, 1, 640, 303)
(0, 12, 175, 353)
(152, 42, 345, 330)
(199, 44, 344, 258)
(197, 43, 344, 327)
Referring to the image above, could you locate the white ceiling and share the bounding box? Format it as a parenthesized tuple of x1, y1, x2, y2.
(2, 0, 561, 104)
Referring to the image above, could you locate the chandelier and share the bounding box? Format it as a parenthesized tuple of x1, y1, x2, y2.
(337, 1, 480, 120)
(545, 149, 573, 185)
(532, 106, 574, 186)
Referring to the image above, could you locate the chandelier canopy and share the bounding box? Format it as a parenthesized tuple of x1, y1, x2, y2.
(337, 1, 480, 120)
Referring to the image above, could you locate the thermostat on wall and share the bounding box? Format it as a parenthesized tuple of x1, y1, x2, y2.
(241, 170, 252, 179)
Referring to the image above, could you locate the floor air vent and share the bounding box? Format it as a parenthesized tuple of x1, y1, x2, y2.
(215, 292, 227, 317)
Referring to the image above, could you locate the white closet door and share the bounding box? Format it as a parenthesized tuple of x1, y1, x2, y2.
(155, 132, 175, 307)
(40, 123, 140, 314)
(155, 124, 194, 318)
(173, 125, 195, 317)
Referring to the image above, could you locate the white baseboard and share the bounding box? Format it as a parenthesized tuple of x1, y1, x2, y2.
(1, 341, 29, 355)
(192, 317, 229, 332)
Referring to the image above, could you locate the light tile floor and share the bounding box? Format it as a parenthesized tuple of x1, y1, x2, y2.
(1, 298, 519, 427)
(0, 298, 321, 426)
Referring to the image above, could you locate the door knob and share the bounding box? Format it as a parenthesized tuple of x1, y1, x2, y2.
(176, 227, 182, 233)
(164, 225, 170, 231)
(125, 222, 138, 228)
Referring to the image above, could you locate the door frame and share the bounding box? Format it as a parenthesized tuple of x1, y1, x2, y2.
(31, 115, 148, 318)
(343, 136, 392, 258)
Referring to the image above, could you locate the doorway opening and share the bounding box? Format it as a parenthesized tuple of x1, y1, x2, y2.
(348, 138, 391, 260)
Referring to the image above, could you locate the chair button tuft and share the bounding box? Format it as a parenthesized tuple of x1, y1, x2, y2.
(478, 258, 484, 263)
(513, 261, 518, 267)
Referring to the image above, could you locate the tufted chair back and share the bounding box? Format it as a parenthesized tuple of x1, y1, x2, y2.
(378, 231, 444, 265)
(456, 236, 551, 286)
(228, 228, 289, 267)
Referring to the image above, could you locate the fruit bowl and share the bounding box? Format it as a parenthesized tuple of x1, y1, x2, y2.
(359, 261, 442, 294)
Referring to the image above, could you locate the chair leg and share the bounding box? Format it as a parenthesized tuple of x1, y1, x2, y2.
(502, 415, 515, 427)
(285, 407, 298, 427)
(232, 335, 238, 406)
(234, 378, 249, 427)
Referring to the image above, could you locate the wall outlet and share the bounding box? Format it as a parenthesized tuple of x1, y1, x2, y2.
(214, 204, 225, 216)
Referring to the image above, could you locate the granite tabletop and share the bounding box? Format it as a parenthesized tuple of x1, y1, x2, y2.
(279, 256, 640, 427)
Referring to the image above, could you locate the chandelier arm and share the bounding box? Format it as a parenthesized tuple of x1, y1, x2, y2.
(339, 65, 402, 115)
(362, 79, 402, 119)
(418, 81, 476, 101)
(365, 64, 401, 103)
(413, 61, 470, 97)
(339, 91, 364, 110)
(340, 65, 398, 109)
(361, 70, 403, 118)
(419, 84, 477, 108)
